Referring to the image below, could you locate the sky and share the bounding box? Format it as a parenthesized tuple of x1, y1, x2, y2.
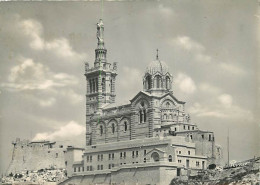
(0, 0, 259, 176)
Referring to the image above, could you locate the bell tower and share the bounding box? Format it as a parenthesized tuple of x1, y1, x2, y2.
(85, 19, 117, 145)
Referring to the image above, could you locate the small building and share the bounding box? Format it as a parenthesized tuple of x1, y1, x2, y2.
(61, 19, 223, 185)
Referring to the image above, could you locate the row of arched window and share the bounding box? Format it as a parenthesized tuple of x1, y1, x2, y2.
(99, 121, 128, 136)
(96, 50, 106, 59)
(89, 78, 98, 93)
(162, 114, 175, 120)
(151, 152, 172, 162)
(144, 75, 171, 90)
(89, 78, 113, 93)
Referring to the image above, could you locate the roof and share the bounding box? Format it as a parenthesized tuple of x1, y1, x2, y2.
(146, 60, 169, 75)
(30, 141, 50, 144)
(102, 100, 131, 110)
(130, 91, 185, 104)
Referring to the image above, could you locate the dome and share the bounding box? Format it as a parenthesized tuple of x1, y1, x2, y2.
(146, 60, 169, 75)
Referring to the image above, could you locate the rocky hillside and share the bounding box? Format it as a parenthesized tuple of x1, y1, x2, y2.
(170, 157, 259, 185)
(1, 168, 66, 185)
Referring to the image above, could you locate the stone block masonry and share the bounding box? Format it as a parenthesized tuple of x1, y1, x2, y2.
(6, 138, 67, 175)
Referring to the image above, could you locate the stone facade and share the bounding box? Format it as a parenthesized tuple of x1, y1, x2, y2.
(6, 138, 67, 174)
(61, 19, 223, 185)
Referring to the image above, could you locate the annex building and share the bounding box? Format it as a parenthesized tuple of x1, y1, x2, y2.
(61, 19, 223, 185)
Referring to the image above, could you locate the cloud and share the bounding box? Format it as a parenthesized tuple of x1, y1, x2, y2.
(189, 84, 254, 121)
(2, 57, 78, 91)
(173, 36, 204, 51)
(158, 4, 173, 16)
(189, 102, 227, 118)
(39, 97, 56, 107)
(174, 73, 196, 94)
(171, 36, 247, 76)
(199, 83, 221, 94)
(59, 89, 84, 104)
(189, 96, 253, 121)
(219, 62, 246, 75)
(18, 18, 86, 61)
(8, 58, 46, 83)
(32, 121, 84, 141)
(1, 57, 83, 107)
(218, 94, 233, 108)
(118, 66, 142, 100)
(171, 36, 212, 64)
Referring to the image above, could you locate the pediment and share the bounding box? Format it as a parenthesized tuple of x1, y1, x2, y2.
(160, 92, 185, 105)
(145, 148, 165, 156)
(130, 91, 151, 103)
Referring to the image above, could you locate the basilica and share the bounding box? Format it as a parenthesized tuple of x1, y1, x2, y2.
(61, 19, 223, 185)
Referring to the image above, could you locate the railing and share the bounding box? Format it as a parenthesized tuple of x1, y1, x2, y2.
(85, 66, 117, 73)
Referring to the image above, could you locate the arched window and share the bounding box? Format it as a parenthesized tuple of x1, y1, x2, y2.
(110, 79, 113, 93)
(95, 78, 98, 92)
(156, 75, 162, 88)
(151, 152, 159, 162)
(169, 114, 173, 119)
(100, 125, 103, 136)
(89, 80, 92, 93)
(102, 78, 105, 92)
(146, 76, 152, 89)
(124, 121, 127, 131)
(166, 76, 170, 89)
(139, 101, 146, 123)
(168, 155, 172, 162)
(143, 110, 147, 122)
(163, 114, 167, 120)
(111, 123, 115, 134)
(139, 110, 143, 123)
(92, 79, 95, 92)
(166, 102, 170, 108)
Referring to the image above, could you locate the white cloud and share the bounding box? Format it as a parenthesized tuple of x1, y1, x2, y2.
(59, 89, 84, 104)
(174, 73, 196, 94)
(189, 85, 253, 121)
(32, 121, 84, 141)
(189, 98, 253, 121)
(158, 4, 173, 16)
(118, 66, 142, 100)
(8, 58, 46, 83)
(218, 94, 233, 108)
(1, 57, 83, 107)
(39, 97, 56, 107)
(189, 102, 227, 118)
(20, 19, 44, 50)
(172, 36, 246, 75)
(2, 57, 78, 91)
(195, 53, 211, 63)
(19, 19, 86, 61)
(173, 36, 204, 51)
(171, 36, 212, 64)
(199, 83, 221, 94)
(219, 62, 245, 75)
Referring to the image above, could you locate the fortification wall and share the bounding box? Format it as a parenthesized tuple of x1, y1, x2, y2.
(6, 138, 67, 174)
(59, 165, 177, 185)
(176, 131, 223, 166)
